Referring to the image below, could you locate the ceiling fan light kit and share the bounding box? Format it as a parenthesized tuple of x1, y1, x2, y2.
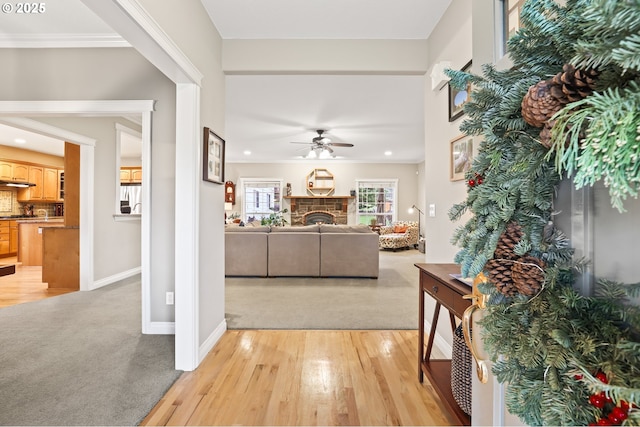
(292, 129, 354, 159)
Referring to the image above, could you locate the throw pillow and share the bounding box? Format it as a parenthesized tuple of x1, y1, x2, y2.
(393, 225, 408, 233)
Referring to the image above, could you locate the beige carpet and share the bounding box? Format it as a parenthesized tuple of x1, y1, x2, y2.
(0, 277, 181, 426)
(225, 249, 425, 329)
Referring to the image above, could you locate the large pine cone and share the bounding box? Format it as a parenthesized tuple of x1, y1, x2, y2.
(494, 222, 523, 260)
(485, 258, 517, 297)
(550, 64, 598, 104)
(512, 256, 546, 296)
(521, 80, 564, 128)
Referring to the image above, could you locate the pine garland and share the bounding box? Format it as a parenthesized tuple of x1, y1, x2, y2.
(446, 0, 640, 424)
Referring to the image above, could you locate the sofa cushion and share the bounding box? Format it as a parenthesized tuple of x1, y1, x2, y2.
(320, 233, 379, 278)
(267, 232, 320, 276)
(318, 224, 373, 233)
(225, 232, 268, 276)
(269, 224, 319, 232)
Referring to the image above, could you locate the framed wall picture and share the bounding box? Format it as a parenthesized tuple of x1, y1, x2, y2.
(203, 127, 225, 184)
(448, 60, 472, 122)
(450, 134, 473, 181)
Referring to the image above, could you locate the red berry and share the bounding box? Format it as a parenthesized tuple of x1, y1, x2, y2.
(595, 371, 609, 384)
(611, 407, 628, 421)
(597, 418, 612, 426)
(599, 391, 614, 403)
(620, 400, 630, 411)
(477, 177, 484, 184)
(468, 179, 475, 186)
(608, 412, 622, 424)
(574, 374, 584, 380)
(590, 394, 606, 408)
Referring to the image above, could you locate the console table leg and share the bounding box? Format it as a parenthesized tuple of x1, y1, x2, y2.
(449, 312, 457, 332)
(424, 302, 441, 365)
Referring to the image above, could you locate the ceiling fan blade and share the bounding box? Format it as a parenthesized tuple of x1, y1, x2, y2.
(290, 141, 312, 145)
(326, 142, 354, 147)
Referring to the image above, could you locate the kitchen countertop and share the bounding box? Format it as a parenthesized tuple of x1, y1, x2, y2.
(14, 216, 64, 223)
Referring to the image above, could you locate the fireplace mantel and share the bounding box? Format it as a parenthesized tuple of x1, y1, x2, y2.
(283, 195, 354, 213)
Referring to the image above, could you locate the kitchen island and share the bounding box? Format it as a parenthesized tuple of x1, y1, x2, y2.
(16, 217, 64, 266)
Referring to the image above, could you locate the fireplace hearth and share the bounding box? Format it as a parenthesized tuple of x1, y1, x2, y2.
(304, 211, 336, 225)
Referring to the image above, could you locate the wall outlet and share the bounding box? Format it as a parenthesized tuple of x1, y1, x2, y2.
(429, 204, 436, 217)
(166, 291, 174, 305)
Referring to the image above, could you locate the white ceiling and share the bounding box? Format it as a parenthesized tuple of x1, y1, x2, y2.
(0, 123, 64, 157)
(0, 0, 452, 163)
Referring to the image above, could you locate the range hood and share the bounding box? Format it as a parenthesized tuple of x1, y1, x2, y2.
(0, 180, 36, 188)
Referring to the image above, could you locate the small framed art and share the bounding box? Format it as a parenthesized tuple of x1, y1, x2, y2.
(450, 134, 473, 181)
(448, 60, 472, 122)
(203, 127, 225, 184)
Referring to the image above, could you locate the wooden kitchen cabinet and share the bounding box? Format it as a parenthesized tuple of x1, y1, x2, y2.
(120, 167, 142, 184)
(0, 220, 10, 256)
(16, 165, 60, 202)
(17, 166, 43, 201)
(0, 161, 29, 183)
(9, 220, 17, 254)
(43, 167, 58, 200)
(58, 169, 64, 201)
(17, 220, 64, 266)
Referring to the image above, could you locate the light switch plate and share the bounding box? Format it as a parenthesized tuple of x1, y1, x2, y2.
(429, 204, 436, 217)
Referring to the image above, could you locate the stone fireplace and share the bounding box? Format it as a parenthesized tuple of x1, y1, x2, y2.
(284, 196, 353, 226)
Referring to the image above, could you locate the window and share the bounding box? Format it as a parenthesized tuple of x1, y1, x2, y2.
(501, 0, 526, 55)
(239, 178, 283, 223)
(356, 179, 397, 226)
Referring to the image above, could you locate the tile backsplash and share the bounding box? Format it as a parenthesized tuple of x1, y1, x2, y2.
(0, 189, 58, 217)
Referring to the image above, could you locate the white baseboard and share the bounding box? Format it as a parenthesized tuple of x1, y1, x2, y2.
(425, 318, 453, 357)
(90, 267, 141, 290)
(145, 321, 175, 335)
(199, 319, 227, 364)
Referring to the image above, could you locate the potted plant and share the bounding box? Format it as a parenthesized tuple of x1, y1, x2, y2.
(261, 208, 289, 227)
(228, 212, 241, 224)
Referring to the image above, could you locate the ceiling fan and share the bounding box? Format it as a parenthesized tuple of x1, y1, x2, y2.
(290, 130, 354, 158)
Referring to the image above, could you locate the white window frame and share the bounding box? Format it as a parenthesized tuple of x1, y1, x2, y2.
(114, 123, 143, 219)
(238, 178, 284, 223)
(355, 179, 398, 226)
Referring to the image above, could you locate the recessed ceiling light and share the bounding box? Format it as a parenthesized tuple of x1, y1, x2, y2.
(384, 151, 392, 156)
(14, 138, 26, 144)
(243, 150, 251, 155)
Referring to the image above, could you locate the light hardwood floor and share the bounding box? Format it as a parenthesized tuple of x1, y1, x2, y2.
(2, 252, 455, 426)
(0, 256, 75, 308)
(141, 329, 455, 426)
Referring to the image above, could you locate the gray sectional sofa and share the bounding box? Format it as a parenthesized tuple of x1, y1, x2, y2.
(225, 223, 379, 278)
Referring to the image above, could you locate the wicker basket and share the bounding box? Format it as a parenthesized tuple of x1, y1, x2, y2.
(451, 324, 472, 415)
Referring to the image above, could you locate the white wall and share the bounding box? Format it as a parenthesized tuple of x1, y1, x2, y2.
(135, 0, 227, 348)
(0, 47, 177, 322)
(422, 0, 474, 348)
(226, 162, 421, 224)
(34, 116, 143, 282)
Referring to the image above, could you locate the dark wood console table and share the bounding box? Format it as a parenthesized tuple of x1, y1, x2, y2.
(415, 263, 472, 426)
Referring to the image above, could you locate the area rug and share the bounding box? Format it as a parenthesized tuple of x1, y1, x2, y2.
(0, 277, 182, 426)
(225, 249, 424, 329)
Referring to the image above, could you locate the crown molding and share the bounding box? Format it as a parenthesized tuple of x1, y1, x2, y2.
(0, 33, 130, 48)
